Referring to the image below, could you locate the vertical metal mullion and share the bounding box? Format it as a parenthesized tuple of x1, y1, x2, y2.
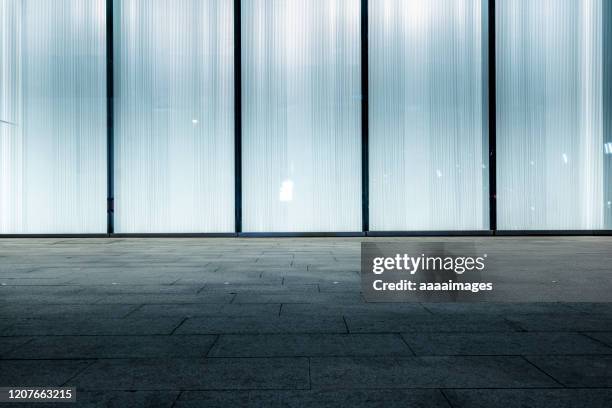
(488, 0, 497, 232)
(361, 0, 369, 233)
(234, 0, 242, 233)
(604, 1, 612, 229)
(106, 0, 114, 234)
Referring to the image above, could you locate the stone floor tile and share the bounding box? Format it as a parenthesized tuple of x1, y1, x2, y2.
(3, 318, 184, 336)
(72, 358, 309, 390)
(505, 315, 612, 332)
(0, 360, 92, 386)
(310, 356, 559, 389)
(175, 316, 347, 335)
(443, 388, 612, 408)
(208, 334, 412, 357)
(0, 304, 139, 319)
(345, 315, 515, 333)
(232, 292, 363, 304)
(525, 356, 612, 387)
(130, 303, 280, 318)
(5, 335, 217, 359)
(0, 337, 32, 357)
(94, 293, 235, 304)
(176, 389, 450, 408)
(402, 332, 612, 356)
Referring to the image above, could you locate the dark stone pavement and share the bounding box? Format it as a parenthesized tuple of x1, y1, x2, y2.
(0, 237, 611, 407)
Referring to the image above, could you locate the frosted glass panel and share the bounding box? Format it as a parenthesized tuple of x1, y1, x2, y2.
(369, 0, 488, 231)
(242, 0, 362, 232)
(497, 0, 605, 230)
(114, 0, 234, 233)
(0, 0, 107, 234)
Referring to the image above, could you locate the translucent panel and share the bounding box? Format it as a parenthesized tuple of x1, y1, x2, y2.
(368, 0, 488, 231)
(114, 0, 234, 233)
(0, 0, 107, 234)
(497, 0, 605, 230)
(242, 0, 362, 232)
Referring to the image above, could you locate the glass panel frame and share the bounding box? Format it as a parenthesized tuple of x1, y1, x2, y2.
(113, 0, 235, 233)
(241, 0, 363, 233)
(0, 0, 108, 234)
(368, 0, 489, 231)
(496, 0, 606, 230)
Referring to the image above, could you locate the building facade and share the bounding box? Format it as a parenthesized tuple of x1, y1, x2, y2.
(1, 0, 611, 234)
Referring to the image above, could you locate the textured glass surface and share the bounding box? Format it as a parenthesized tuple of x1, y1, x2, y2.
(497, 0, 605, 230)
(114, 0, 234, 233)
(242, 0, 362, 232)
(369, 0, 488, 231)
(0, 0, 107, 233)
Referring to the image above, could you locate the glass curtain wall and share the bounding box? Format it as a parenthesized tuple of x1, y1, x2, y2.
(241, 0, 362, 232)
(2, 0, 610, 234)
(497, 0, 607, 230)
(114, 0, 235, 233)
(0, 0, 107, 234)
(368, 0, 489, 231)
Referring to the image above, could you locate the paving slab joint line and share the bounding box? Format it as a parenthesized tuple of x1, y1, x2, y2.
(308, 357, 312, 391)
(580, 332, 612, 350)
(342, 316, 350, 333)
(439, 389, 456, 408)
(419, 303, 436, 315)
(0, 337, 34, 358)
(170, 318, 189, 335)
(122, 304, 145, 318)
(398, 333, 418, 356)
(170, 390, 183, 408)
(520, 356, 567, 388)
(205, 335, 221, 357)
(60, 359, 98, 387)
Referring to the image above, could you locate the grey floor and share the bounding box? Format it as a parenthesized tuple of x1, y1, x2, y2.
(0, 237, 611, 407)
